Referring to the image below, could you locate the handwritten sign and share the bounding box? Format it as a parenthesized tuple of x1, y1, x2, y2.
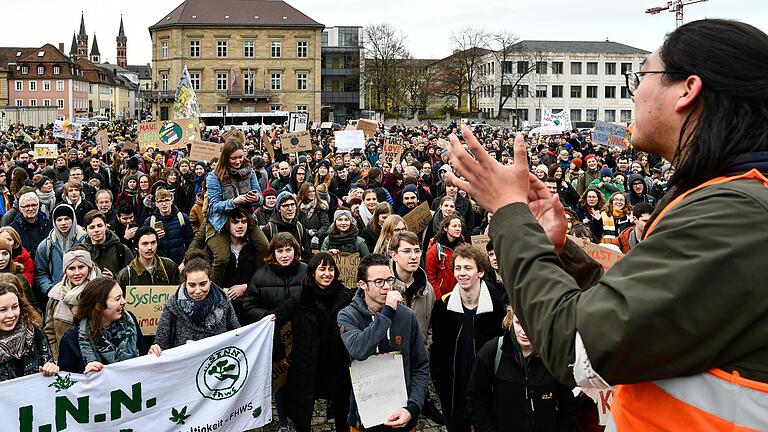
(381, 139, 403, 164)
(334, 130, 366, 153)
(271, 322, 293, 393)
(137, 118, 200, 151)
(402, 202, 432, 234)
(33, 144, 58, 159)
(279, 130, 313, 153)
(124, 285, 177, 335)
(96, 129, 110, 153)
(52, 120, 82, 141)
(567, 235, 624, 270)
(336, 252, 360, 289)
(289, 112, 309, 132)
(593, 121, 629, 149)
(356, 118, 378, 138)
(350, 352, 408, 428)
(189, 140, 223, 162)
(471, 234, 490, 251)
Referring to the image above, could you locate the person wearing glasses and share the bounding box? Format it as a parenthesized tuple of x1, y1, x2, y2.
(8, 192, 52, 263)
(143, 188, 192, 265)
(445, 19, 768, 430)
(263, 191, 310, 260)
(338, 253, 429, 431)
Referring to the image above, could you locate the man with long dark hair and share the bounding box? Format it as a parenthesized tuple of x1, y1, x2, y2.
(445, 19, 768, 430)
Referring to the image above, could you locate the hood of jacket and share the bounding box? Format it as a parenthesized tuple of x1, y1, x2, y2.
(391, 260, 430, 298)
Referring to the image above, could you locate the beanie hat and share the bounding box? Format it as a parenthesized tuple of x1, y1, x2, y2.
(67, 148, 78, 156)
(333, 209, 356, 228)
(262, 187, 277, 198)
(62, 250, 93, 271)
(600, 167, 613, 178)
(572, 158, 582, 169)
(565, 143, 573, 152)
(35, 176, 52, 190)
(52, 203, 76, 223)
(42, 168, 58, 181)
(584, 154, 597, 164)
(179, 158, 190, 166)
(439, 164, 452, 173)
(403, 184, 418, 195)
(194, 161, 207, 171)
(126, 158, 140, 170)
(275, 191, 295, 209)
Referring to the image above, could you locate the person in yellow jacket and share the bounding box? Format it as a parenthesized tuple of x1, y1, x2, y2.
(445, 19, 768, 431)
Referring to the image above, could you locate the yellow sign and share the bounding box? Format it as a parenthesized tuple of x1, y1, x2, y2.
(33, 144, 58, 159)
(124, 285, 177, 335)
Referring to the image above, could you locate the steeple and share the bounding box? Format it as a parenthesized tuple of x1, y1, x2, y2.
(69, 33, 78, 57)
(79, 12, 87, 38)
(90, 33, 101, 63)
(116, 15, 128, 69)
(118, 15, 126, 39)
(76, 12, 88, 58)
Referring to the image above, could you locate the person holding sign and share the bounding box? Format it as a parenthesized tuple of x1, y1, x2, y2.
(338, 254, 429, 431)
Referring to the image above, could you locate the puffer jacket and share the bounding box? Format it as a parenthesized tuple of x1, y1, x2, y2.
(83, 229, 134, 276)
(13, 246, 34, 288)
(241, 261, 307, 325)
(34, 226, 88, 296)
(143, 206, 193, 264)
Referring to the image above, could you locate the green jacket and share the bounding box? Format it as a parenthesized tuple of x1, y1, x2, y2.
(116, 256, 181, 291)
(83, 230, 134, 277)
(490, 179, 768, 385)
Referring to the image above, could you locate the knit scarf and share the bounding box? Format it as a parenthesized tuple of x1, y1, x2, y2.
(327, 229, 359, 249)
(300, 199, 317, 220)
(177, 283, 225, 331)
(78, 315, 138, 365)
(48, 267, 100, 324)
(612, 208, 628, 219)
(359, 204, 374, 227)
(36, 190, 56, 216)
(227, 166, 252, 182)
(0, 323, 33, 361)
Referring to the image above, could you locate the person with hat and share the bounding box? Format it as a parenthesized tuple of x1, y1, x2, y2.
(396, 184, 421, 217)
(588, 167, 625, 201)
(34, 204, 88, 298)
(262, 191, 309, 259)
(321, 208, 369, 259)
(575, 154, 601, 196)
(255, 187, 277, 228)
(34, 176, 56, 218)
(115, 226, 181, 290)
(44, 247, 101, 359)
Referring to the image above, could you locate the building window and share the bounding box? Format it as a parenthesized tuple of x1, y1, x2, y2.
(552, 85, 563, 98)
(605, 86, 616, 98)
(244, 40, 254, 57)
(621, 62, 633, 74)
(621, 110, 633, 122)
(243, 70, 254, 94)
(56, 80, 64, 91)
(21, 66, 28, 75)
(271, 73, 281, 90)
(297, 41, 308, 58)
(217, 40, 228, 58)
(517, 61, 529, 74)
(338, 28, 359, 46)
(551, 61, 563, 74)
(517, 85, 528, 98)
(190, 72, 200, 90)
(586, 86, 598, 98)
(535, 61, 547, 74)
(29, 99, 37, 107)
(270, 105, 281, 112)
(43, 80, 50, 91)
(587, 62, 598, 75)
(15, 100, 22, 107)
(161, 41, 168, 59)
(271, 41, 281, 58)
(570, 86, 582, 98)
(570, 109, 581, 122)
(29, 81, 36, 91)
(586, 109, 597, 122)
(57, 99, 64, 109)
(217, 73, 228, 91)
(161, 73, 168, 91)
(53, 66, 60, 75)
(217, 106, 227, 116)
(189, 40, 200, 57)
(605, 62, 616, 75)
(621, 86, 631, 99)
(14, 81, 22, 91)
(43, 99, 51, 106)
(322, 32, 329, 46)
(605, 109, 616, 122)
(297, 105, 308, 113)
(535, 85, 547, 98)
(570, 62, 581, 75)
(37, 66, 44, 75)
(297, 73, 308, 90)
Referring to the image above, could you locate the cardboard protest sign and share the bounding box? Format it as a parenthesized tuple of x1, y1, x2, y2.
(336, 252, 361, 289)
(33, 144, 58, 159)
(471, 234, 490, 251)
(334, 130, 366, 153)
(137, 118, 199, 151)
(96, 129, 110, 153)
(356, 118, 378, 138)
(280, 130, 313, 153)
(52, 120, 82, 141)
(350, 352, 408, 428)
(567, 235, 624, 270)
(289, 112, 309, 132)
(381, 139, 403, 164)
(123, 140, 137, 151)
(402, 202, 432, 234)
(124, 285, 177, 335)
(593, 121, 629, 149)
(436, 138, 450, 149)
(189, 140, 223, 162)
(271, 322, 293, 393)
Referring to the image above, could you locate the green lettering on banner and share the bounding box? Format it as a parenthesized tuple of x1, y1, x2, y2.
(110, 383, 143, 421)
(55, 395, 89, 431)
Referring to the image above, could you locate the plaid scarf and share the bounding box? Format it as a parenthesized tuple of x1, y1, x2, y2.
(78, 315, 138, 365)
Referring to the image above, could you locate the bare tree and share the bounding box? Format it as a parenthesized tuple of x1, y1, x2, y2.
(400, 60, 437, 115)
(449, 27, 491, 111)
(488, 32, 521, 119)
(363, 24, 410, 112)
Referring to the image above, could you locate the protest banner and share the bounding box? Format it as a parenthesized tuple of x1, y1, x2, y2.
(137, 118, 200, 151)
(567, 235, 624, 270)
(0, 319, 274, 431)
(53, 120, 82, 141)
(593, 121, 629, 149)
(598, 388, 614, 426)
(381, 139, 403, 164)
(123, 140, 137, 151)
(436, 138, 450, 149)
(542, 107, 572, 132)
(279, 130, 313, 153)
(95, 129, 110, 153)
(350, 352, 408, 428)
(471, 234, 490, 251)
(356, 118, 378, 138)
(288, 112, 309, 132)
(271, 323, 293, 393)
(33, 143, 58, 159)
(336, 252, 361, 289)
(172, 66, 200, 120)
(402, 202, 432, 234)
(334, 130, 365, 153)
(189, 140, 223, 162)
(124, 285, 177, 335)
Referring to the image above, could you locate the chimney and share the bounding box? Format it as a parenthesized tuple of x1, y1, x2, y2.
(59, 42, 65, 52)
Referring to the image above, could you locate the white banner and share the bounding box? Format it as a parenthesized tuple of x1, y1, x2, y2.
(0, 318, 274, 431)
(542, 107, 572, 132)
(334, 130, 366, 153)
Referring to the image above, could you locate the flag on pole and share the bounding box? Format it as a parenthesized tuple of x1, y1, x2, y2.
(231, 67, 239, 88)
(172, 65, 200, 120)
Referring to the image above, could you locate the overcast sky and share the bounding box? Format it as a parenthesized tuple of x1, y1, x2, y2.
(1, 0, 766, 65)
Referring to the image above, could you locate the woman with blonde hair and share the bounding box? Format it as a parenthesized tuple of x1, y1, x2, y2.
(600, 192, 633, 243)
(373, 214, 406, 255)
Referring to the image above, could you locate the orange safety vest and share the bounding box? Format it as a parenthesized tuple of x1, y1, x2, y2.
(609, 168, 768, 431)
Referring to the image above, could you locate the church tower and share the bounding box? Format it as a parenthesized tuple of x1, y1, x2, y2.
(76, 12, 88, 58)
(117, 15, 127, 69)
(90, 34, 101, 63)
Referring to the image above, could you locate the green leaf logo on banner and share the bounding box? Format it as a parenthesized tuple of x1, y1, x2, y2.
(169, 406, 191, 425)
(252, 406, 262, 419)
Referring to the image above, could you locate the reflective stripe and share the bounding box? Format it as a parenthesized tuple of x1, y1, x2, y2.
(653, 372, 768, 431)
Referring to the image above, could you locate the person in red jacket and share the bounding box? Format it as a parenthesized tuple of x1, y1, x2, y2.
(425, 215, 465, 299)
(0, 226, 34, 287)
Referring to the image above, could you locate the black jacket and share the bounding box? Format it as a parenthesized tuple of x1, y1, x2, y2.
(9, 211, 52, 261)
(466, 333, 581, 432)
(241, 261, 307, 325)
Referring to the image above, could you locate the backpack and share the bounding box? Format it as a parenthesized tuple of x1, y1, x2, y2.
(149, 213, 185, 230)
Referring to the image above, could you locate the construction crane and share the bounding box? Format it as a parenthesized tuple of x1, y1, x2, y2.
(646, 0, 709, 27)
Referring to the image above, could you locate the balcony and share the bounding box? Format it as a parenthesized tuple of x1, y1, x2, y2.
(226, 89, 271, 100)
(321, 68, 360, 77)
(322, 91, 360, 104)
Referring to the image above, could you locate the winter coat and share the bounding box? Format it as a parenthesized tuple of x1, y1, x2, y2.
(298, 200, 330, 243)
(34, 226, 88, 296)
(8, 211, 52, 261)
(466, 332, 582, 432)
(255, 205, 274, 228)
(320, 232, 369, 258)
(143, 207, 194, 264)
(82, 230, 134, 276)
(588, 178, 625, 201)
(425, 240, 457, 299)
(337, 289, 430, 429)
(391, 261, 435, 348)
(13, 246, 34, 288)
(188, 196, 205, 235)
(205, 169, 261, 233)
(241, 261, 307, 325)
(282, 281, 354, 431)
(0, 326, 52, 383)
(625, 173, 657, 206)
(154, 283, 240, 349)
(187, 220, 269, 286)
(65, 196, 95, 228)
(262, 213, 309, 259)
(575, 168, 601, 196)
(115, 256, 181, 291)
(360, 224, 379, 253)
